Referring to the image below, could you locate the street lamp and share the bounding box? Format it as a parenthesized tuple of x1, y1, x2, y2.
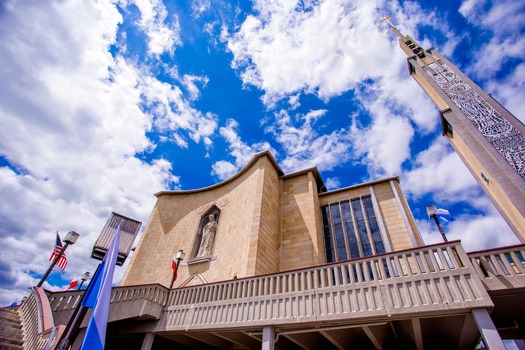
(78, 271, 90, 290)
(170, 249, 185, 289)
(37, 231, 80, 287)
(426, 205, 448, 242)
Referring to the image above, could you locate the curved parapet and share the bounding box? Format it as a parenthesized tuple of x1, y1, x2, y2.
(155, 150, 285, 197)
(18, 287, 64, 350)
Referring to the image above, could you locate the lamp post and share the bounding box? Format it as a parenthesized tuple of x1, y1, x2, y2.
(37, 231, 80, 287)
(426, 205, 448, 242)
(170, 249, 185, 289)
(78, 271, 90, 290)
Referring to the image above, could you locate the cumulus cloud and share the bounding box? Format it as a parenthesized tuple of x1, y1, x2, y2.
(417, 197, 519, 252)
(225, 0, 447, 178)
(0, 0, 211, 305)
(269, 109, 353, 173)
(324, 177, 341, 190)
(350, 112, 414, 177)
(211, 119, 273, 180)
(403, 137, 479, 201)
(228, 0, 387, 104)
(459, 0, 525, 120)
(123, 0, 181, 56)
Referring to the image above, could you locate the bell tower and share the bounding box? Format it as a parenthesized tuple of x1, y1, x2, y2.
(383, 18, 525, 241)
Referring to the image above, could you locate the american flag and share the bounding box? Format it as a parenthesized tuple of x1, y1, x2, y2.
(49, 233, 68, 270)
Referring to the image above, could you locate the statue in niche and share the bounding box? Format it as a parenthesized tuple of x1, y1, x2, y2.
(196, 214, 218, 258)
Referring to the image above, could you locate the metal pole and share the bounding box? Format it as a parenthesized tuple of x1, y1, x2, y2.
(56, 264, 101, 350)
(37, 242, 70, 287)
(431, 214, 448, 242)
(169, 258, 182, 289)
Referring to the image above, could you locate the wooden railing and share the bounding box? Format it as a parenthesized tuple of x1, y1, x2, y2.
(468, 244, 525, 291)
(160, 241, 492, 331)
(18, 287, 64, 350)
(44, 242, 525, 336)
(48, 283, 168, 326)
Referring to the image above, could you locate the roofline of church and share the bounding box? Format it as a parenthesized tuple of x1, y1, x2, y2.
(156, 150, 327, 197)
(319, 176, 400, 197)
(279, 167, 326, 193)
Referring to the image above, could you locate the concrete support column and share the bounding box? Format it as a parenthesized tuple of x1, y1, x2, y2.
(514, 340, 525, 350)
(262, 326, 275, 350)
(472, 308, 505, 350)
(141, 333, 155, 350)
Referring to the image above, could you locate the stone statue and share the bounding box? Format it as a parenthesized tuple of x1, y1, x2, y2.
(196, 214, 218, 258)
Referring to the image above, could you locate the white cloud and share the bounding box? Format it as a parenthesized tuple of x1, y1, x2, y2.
(405, 138, 518, 251)
(123, 0, 181, 56)
(486, 63, 525, 123)
(211, 119, 273, 180)
(141, 72, 218, 147)
(182, 74, 210, 101)
(403, 137, 479, 200)
(324, 177, 341, 190)
(225, 0, 450, 178)
(417, 197, 519, 252)
(269, 109, 353, 173)
(458, 0, 487, 18)
(459, 0, 525, 120)
(211, 160, 238, 180)
(192, 0, 211, 19)
(0, 0, 211, 305)
(227, 0, 459, 108)
(351, 113, 414, 177)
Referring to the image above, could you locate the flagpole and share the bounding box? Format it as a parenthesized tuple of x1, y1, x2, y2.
(37, 242, 69, 287)
(426, 205, 449, 243)
(56, 265, 100, 350)
(431, 214, 448, 242)
(170, 249, 185, 289)
(37, 231, 79, 287)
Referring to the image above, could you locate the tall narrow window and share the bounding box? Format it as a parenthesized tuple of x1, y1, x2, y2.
(341, 201, 359, 259)
(321, 206, 334, 263)
(330, 204, 348, 261)
(322, 196, 386, 263)
(362, 196, 385, 254)
(352, 199, 372, 257)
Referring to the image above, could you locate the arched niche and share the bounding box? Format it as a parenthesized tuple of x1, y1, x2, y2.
(189, 205, 221, 261)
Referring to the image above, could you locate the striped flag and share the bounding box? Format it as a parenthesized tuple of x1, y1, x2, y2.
(81, 221, 122, 350)
(49, 233, 68, 270)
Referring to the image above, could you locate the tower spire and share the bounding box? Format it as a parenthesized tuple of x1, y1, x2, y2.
(390, 17, 525, 241)
(380, 16, 427, 59)
(380, 16, 405, 40)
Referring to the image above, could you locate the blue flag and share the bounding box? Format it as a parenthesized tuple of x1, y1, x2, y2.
(81, 221, 122, 350)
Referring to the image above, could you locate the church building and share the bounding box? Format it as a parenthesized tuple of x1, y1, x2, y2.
(17, 27, 525, 350)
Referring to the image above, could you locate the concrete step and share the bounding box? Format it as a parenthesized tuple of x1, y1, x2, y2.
(0, 307, 24, 349)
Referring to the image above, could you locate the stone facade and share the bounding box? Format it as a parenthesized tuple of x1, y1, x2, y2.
(121, 151, 422, 288)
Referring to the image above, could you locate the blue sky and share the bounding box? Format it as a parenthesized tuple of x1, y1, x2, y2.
(0, 0, 524, 306)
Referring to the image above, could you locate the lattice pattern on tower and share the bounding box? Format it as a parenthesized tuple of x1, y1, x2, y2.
(422, 60, 525, 180)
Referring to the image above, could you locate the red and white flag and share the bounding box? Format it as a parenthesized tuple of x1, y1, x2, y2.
(171, 254, 178, 282)
(49, 233, 68, 270)
(66, 277, 78, 290)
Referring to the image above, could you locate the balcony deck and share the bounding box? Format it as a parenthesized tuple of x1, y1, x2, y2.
(45, 241, 521, 349)
(160, 241, 491, 332)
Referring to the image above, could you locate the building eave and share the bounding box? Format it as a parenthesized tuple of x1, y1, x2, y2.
(154, 150, 284, 197)
(319, 176, 400, 197)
